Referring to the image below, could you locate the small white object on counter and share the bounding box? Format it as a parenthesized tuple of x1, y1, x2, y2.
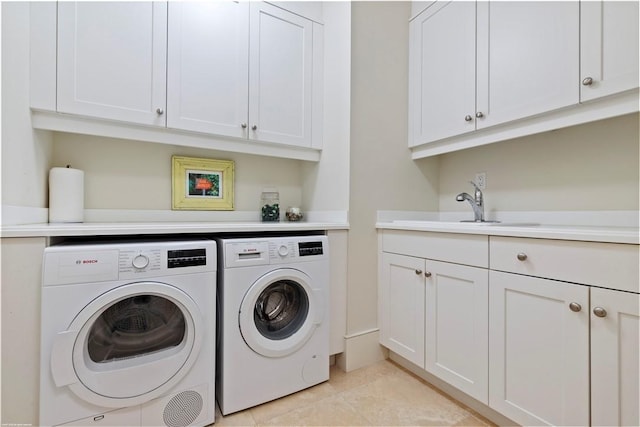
(48, 166, 84, 223)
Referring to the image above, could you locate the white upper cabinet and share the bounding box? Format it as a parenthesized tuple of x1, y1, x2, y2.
(57, 2, 167, 126)
(32, 1, 324, 160)
(409, 1, 476, 145)
(580, 1, 640, 102)
(475, 1, 579, 129)
(166, 2, 249, 138)
(249, 2, 314, 147)
(166, 2, 317, 148)
(408, 0, 638, 158)
(409, 1, 579, 145)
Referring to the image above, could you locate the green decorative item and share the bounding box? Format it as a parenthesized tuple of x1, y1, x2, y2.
(260, 190, 280, 222)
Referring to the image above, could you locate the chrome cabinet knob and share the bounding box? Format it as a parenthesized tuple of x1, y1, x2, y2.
(464, 115, 473, 122)
(593, 307, 607, 318)
(516, 253, 528, 261)
(424, 271, 432, 278)
(569, 302, 582, 312)
(241, 123, 247, 129)
(156, 108, 164, 115)
(251, 125, 258, 131)
(415, 269, 423, 275)
(582, 77, 594, 86)
(475, 112, 484, 118)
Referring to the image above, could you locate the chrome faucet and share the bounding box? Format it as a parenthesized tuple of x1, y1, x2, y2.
(456, 181, 485, 222)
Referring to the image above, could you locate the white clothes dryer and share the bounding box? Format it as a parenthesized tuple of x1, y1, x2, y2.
(216, 235, 330, 415)
(40, 239, 216, 427)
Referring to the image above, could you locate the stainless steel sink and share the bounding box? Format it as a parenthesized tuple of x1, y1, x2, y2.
(390, 220, 540, 227)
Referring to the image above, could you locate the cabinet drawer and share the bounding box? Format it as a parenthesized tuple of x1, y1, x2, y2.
(381, 230, 488, 268)
(490, 237, 639, 293)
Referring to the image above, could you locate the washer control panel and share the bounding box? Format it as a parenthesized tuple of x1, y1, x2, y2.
(222, 236, 327, 268)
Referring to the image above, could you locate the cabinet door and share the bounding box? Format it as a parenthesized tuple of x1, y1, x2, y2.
(591, 287, 640, 427)
(379, 253, 425, 368)
(249, 3, 313, 147)
(476, 1, 579, 129)
(57, 2, 167, 126)
(408, 1, 476, 145)
(166, 2, 249, 137)
(425, 260, 488, 403)
(488, 271, 589, 426)
(581, 1, 639, 102)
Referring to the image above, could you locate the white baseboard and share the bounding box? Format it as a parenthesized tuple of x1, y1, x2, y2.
(336, 329, 388, 373)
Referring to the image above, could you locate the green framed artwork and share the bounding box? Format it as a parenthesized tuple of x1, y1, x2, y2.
(171, 156, 234, 210)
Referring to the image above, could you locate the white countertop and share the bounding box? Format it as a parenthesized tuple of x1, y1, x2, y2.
(376, 220, 639, 245)
(1, 220, 349, 238)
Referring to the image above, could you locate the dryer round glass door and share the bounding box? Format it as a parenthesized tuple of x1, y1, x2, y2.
(239, 268, 323, 358)
(50, 282, 203, 408)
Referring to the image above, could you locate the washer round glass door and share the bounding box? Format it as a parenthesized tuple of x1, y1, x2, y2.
(50, 282, 203, 408)
(239, 269, 321, 358)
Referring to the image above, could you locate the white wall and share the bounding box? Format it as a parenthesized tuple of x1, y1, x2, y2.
(301, 2, 351, 214)
(1, 2, 53, 212)
(438, 113, 640, 214)
(1, 237, 46, 425)
(344, 1, 439, 370)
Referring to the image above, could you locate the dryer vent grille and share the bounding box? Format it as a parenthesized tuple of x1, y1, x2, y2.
(163, 390, 203, 427)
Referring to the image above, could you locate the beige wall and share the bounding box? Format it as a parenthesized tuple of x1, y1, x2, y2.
(52, 133, 304, 212)
(437, 113, 640, 213)
(348, 2, 439, 341)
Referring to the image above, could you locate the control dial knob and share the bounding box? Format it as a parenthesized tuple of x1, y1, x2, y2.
(278, 244, 289, 257)
(132, 254, 149, 269)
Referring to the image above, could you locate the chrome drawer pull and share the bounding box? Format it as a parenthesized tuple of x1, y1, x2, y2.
(593, 307, 607, 318)
(569, 302, 582, 312)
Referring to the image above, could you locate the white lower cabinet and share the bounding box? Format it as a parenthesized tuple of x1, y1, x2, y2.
(488, 271, 590, 426)
(379, 232, 489, 403)
(590, 287, 640, 427)
(379, 230, 639, 426)
(379, 253, 425, 367)
(425, 260, 488, 403)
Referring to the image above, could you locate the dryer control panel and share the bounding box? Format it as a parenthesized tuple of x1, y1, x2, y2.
(43, 240, 216, 286)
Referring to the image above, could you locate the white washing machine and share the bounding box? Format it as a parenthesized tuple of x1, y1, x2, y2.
(40, 239, 216, 427)
(216, 235, 330, 415)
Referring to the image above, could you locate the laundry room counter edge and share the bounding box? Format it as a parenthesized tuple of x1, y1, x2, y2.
(0, 221, 350, 238)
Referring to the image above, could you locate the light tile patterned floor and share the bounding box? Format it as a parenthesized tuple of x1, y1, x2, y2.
(214, 359, 495, 426)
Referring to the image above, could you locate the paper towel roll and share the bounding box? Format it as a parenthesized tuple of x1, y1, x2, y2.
(49, 166, 84, 223)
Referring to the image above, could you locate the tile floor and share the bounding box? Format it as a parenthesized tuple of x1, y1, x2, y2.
(213, 359, 495, 426)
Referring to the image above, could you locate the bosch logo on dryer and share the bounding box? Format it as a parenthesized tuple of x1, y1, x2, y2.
(76, 259, 99, 265)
